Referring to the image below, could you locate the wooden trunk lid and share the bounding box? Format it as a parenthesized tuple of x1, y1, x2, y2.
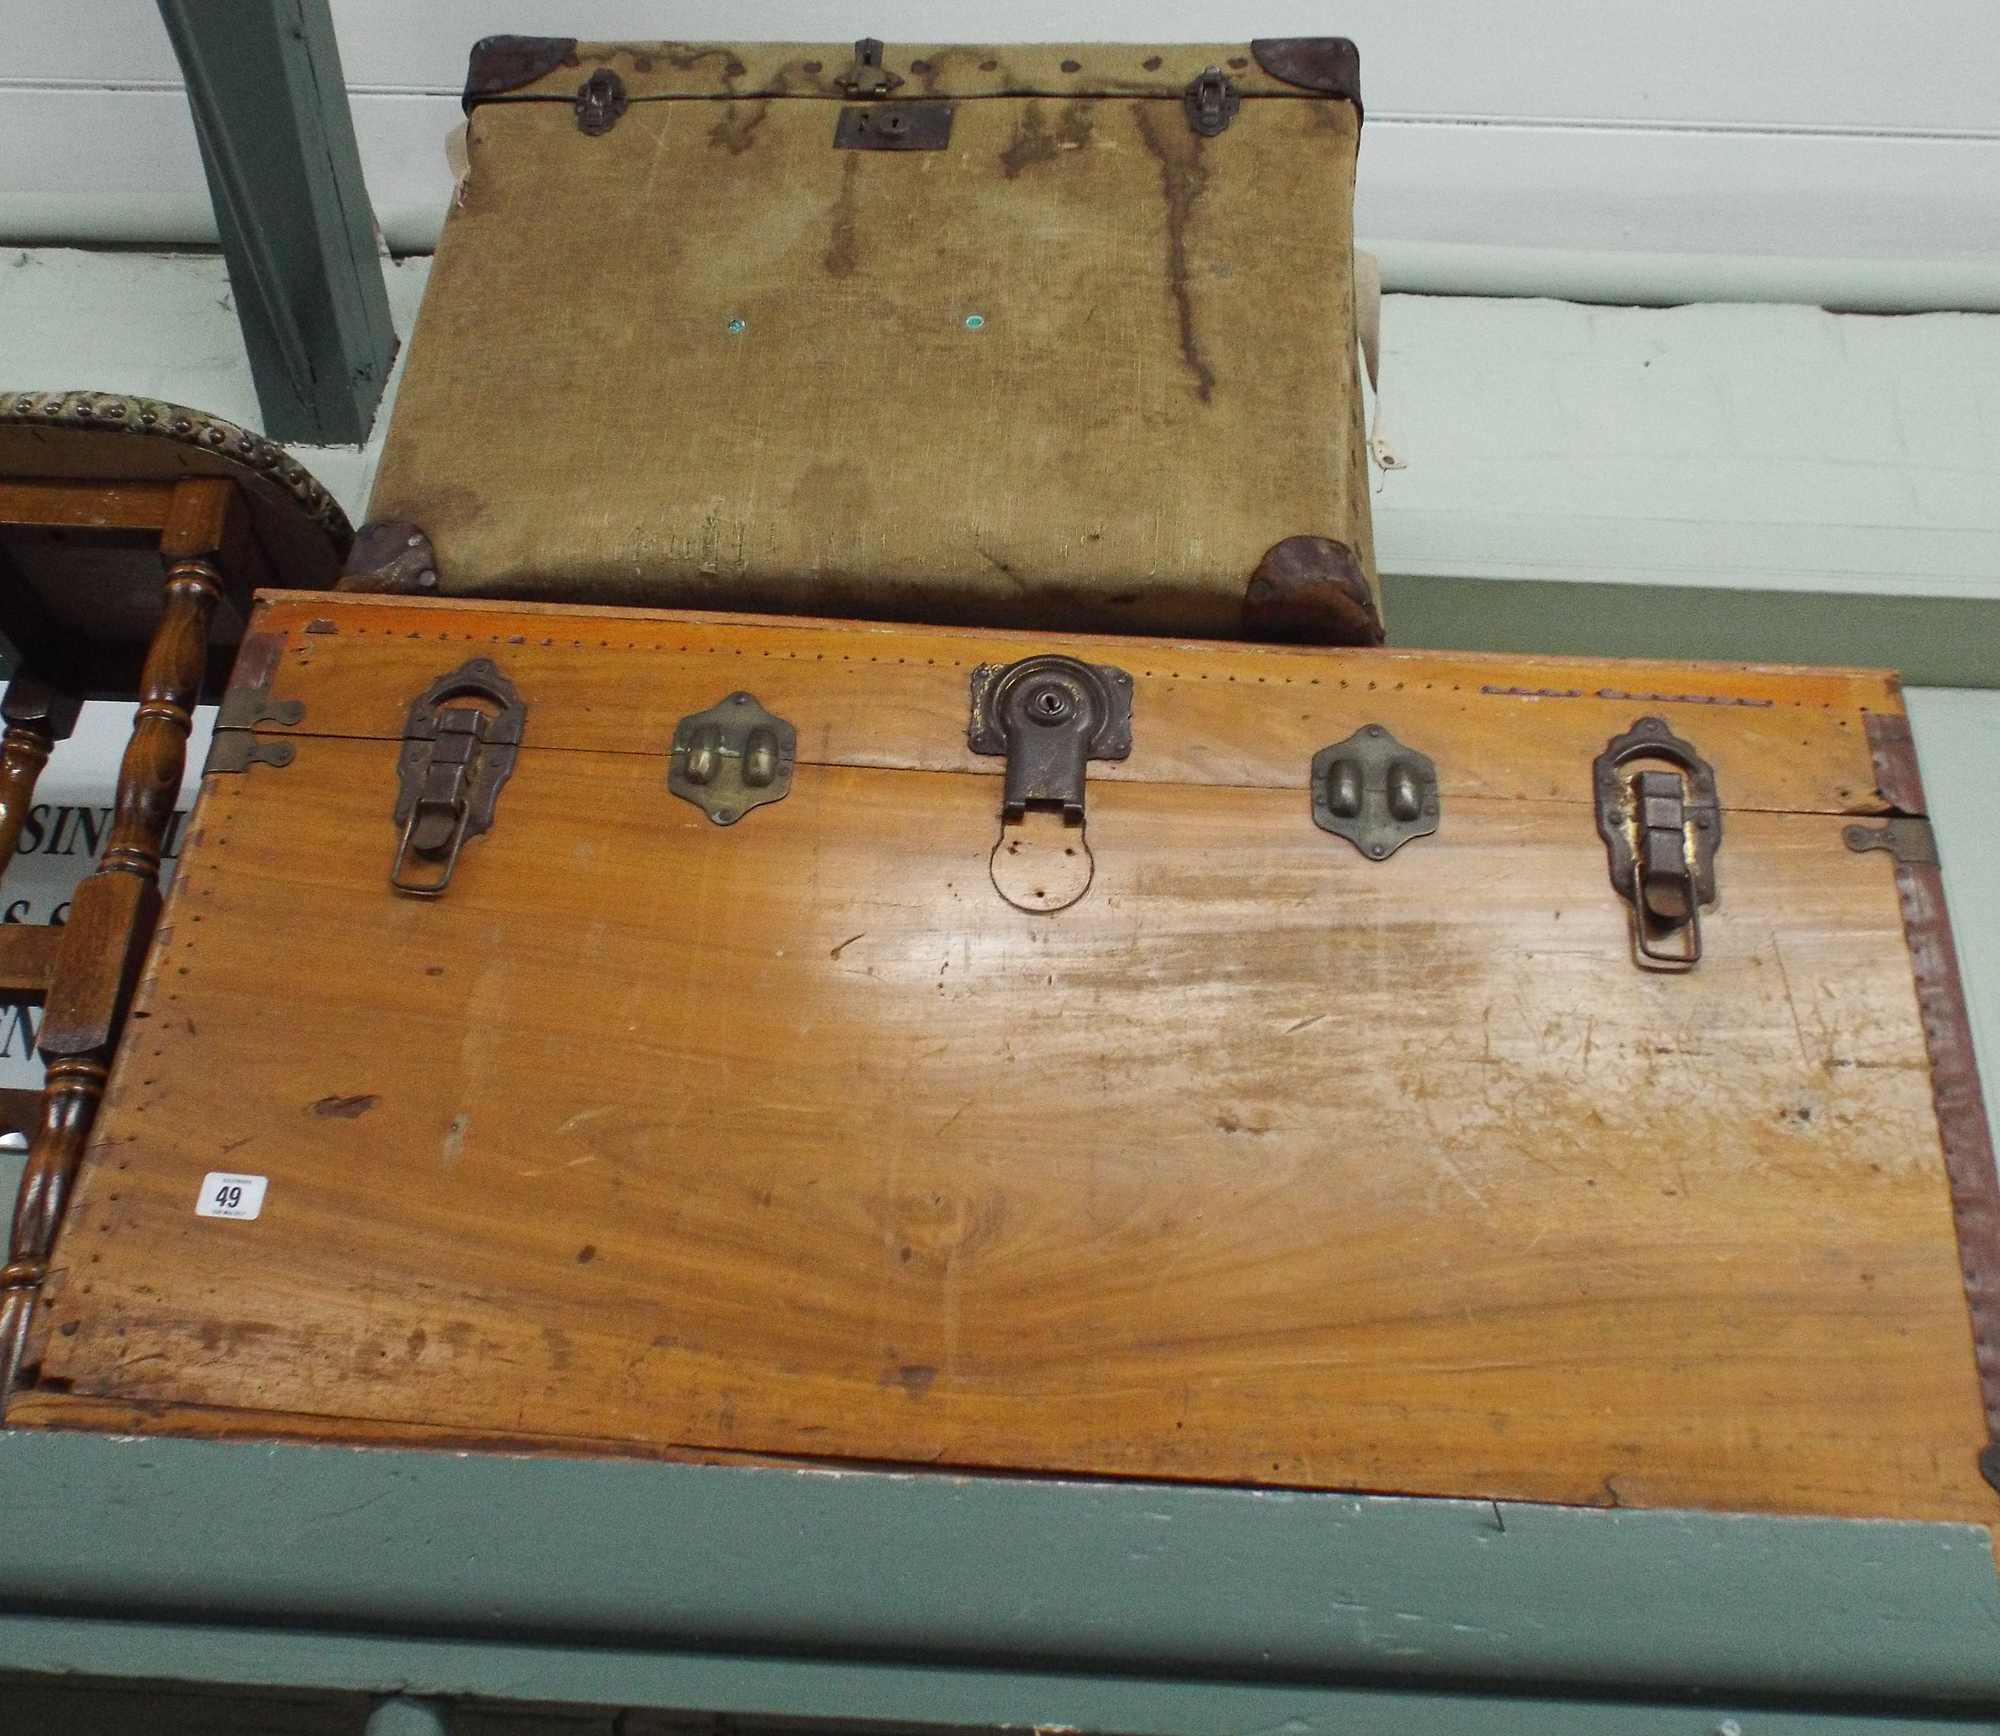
(20, 594, 1998, 1525)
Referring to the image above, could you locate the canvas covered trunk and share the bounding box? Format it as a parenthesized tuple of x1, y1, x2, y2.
(359, 39, 1382, 645)
(10, 592, 2000, 1528)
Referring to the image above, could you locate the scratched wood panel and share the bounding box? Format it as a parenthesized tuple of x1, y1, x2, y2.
(31, 709, 1993, 1521)
(246, 595, 1891, 813)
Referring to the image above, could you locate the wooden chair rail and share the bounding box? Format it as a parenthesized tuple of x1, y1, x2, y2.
(0, 1088, 41, 1142)
(0, 926, 63, 1004)
(0, 478, 177, 533)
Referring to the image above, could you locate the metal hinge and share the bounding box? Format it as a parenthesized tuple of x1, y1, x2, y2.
(1594, 717, 1722, 971)
(667, 691, 796, 825)
(204, 679, 303, 775)
(390, 658, 525, 896)
(968, 655, 1132, 913)
(1184, 65, 1240, 135)
(1844, 816, 1938, 865)
(1310, 724, 1439, 859)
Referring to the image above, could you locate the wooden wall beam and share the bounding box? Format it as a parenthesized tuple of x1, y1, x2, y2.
(0, 1435, 1996, 1716)
(154, 0, 397, 444)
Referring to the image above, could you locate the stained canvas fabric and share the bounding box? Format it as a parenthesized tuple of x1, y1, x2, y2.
(368, 42, 1378, 640)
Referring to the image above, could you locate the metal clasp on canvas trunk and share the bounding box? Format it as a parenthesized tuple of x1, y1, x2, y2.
(836, 37, 904, 96)
(1594, 717, 1722, 971)
(668, 691, 796, 825)
(834, 101, 954, 150)
(1184, 66, 1240, 135)
(968, 655, 1132, 912)
(574, 67, 627, 135)
(391, 658, 526, 897)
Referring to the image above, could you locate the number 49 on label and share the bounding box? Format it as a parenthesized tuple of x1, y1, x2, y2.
(196, 1171, 268, 1220)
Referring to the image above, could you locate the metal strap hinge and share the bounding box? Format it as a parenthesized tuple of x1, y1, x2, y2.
(1844, 816, 1938, 865)
(204, 682, 303, 776)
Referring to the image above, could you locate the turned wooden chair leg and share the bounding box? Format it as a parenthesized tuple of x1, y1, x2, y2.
(0, 670, 82, 869)
(0, 477, 238, 1403)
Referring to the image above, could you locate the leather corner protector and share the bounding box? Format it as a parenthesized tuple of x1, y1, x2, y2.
(1250, 38, 1361, 115)
(464, 35, 580, 111)
(1243, 536, 1384, 647)
(338, 521, 439, 595)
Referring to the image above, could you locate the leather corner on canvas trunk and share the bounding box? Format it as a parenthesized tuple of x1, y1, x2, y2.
(1249, 38, 1362, 114)
(1242, 536, 1384, 647)
(463, 35, 580, 111)
(337, 521, 439, 595)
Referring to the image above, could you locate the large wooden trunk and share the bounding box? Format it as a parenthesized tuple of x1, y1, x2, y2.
(14, 593, 2000, 1526)
(359, 38, 1381, 645)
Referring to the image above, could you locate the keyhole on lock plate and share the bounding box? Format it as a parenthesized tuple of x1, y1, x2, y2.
(989, 807, 1094, 913)
(1029, 686, 1072, 723)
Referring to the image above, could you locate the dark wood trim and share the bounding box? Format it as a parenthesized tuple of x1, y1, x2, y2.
(1865, 709, 2000, 1486)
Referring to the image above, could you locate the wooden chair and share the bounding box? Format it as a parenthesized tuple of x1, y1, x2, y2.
(0, 391, 349, 1397)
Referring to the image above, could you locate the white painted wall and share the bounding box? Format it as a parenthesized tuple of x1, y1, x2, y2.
(6, 2, 2000, 306)
(0, 248, 430, 519)
(1375, 297, 2000, 600)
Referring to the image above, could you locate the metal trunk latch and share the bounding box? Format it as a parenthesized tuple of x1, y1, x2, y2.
(391, 658, 526, 896)
(668, 691, 796, 825)
(836, 38, 904, 95)
(1310, 724, 1439, 859)
(574, 66, 627, 135)
(1184, 66, 1240, 135)
(1594, 716, 1722, 970)
(968, 655, 1133, 912)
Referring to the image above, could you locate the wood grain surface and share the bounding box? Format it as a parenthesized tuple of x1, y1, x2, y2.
(233, 594, 1891, 810)
(24, 601, 1993, 1521)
